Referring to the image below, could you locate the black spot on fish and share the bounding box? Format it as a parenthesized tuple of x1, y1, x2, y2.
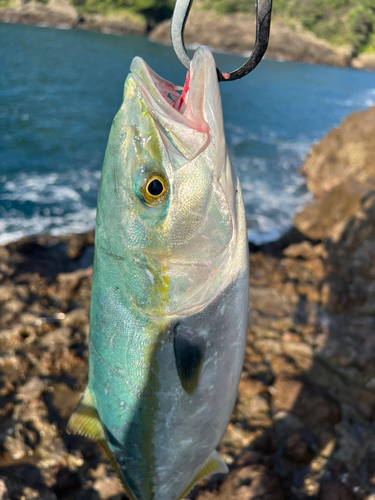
(173, 323, 205, 395)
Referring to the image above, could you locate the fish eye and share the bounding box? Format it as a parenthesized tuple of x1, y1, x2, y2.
(141, 173, 168, 206)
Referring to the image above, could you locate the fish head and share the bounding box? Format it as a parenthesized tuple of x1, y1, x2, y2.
(96, 46, 247, 317)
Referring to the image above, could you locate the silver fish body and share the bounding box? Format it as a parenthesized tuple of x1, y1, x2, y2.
(69, 46, 249, 500)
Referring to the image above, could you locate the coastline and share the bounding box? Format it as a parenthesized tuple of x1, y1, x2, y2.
(1, 0, 375, 71)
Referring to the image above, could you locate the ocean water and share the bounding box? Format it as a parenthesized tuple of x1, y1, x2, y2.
(1, 22, 375, 245)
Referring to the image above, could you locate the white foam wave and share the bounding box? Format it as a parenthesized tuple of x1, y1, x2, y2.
(0, 207, 97, 245)
(330, 88, 375, 109)
(0, 169, 100, 245)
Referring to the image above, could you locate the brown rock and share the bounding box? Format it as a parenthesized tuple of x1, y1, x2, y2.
(238, 379, 268, 399)
(272, 379, 341, 428)
(318, 480, 357, 500)
(318, 431, 336, 458)
(272, 379, 303, 411)
(295, 180, 372, 240)
(282, 341, 313, 359)
(17, 377, 47, 403)
(93, 476, 124, 499)
(150, 11, 351, 68)
(352, 53, 375, 71)
(0, 0, 146, 35)
(285, 434, 313, 463)
(217, 465, 285, 500)
(40, 327, 72, 348)
(300, 106, 375, 197)
(0, 479, 9, 500)
(270, 355, 304, 378)
(283, 242, 328, 260)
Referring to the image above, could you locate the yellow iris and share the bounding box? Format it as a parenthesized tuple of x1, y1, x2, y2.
(142, 173, 168, 206)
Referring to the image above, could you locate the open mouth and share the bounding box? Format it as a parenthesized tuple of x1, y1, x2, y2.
(130, 47, 215, 136)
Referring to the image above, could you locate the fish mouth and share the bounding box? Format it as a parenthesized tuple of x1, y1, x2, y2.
(130, 46, 221, 160)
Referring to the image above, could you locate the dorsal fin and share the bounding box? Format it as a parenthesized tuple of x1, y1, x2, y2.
(177, 451, 228, 500)
(174, 323, 205, 395)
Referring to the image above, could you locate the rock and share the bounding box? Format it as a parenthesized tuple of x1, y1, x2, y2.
(272, 379, 341, 429)
(282, 341, 313, 359)
(0, 479, 9, 500)
(285, 434, 313, 463)
(0, 0, 146, 35)
(53, 468, 81, 494)
(0, 285, 15, 302)
(295, 180, 373, 240)
(283, 241, 327, 260)
(40, 327, 72, 348)
(318, 431, 336, 458)
(352, 53, 375, 71)
(17, 377, 47, 403)
(216, 464, 285, 500)
(318, 480, 357, 500)
(149, 10, 352, 68)
(93, 476, 124, 499)
(299, 106, 375, 197)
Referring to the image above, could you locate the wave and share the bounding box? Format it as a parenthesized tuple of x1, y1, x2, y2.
(0, 169, 100, 245)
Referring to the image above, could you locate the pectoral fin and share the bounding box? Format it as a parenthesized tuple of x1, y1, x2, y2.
(177, 451, 228, 500)
(174, 323, 205, 395)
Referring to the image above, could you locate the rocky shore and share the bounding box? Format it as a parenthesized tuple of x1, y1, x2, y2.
(1, 106, 375, 499)
(0, 0, 147, 36)
(1, 0, 375, 71)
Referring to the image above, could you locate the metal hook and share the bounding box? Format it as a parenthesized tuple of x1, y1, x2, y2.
(171, 0, 273, 82)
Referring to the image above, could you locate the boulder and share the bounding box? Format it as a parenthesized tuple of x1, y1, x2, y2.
(300, 106, 375, 197)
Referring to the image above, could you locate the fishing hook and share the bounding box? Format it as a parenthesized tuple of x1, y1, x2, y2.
(171, 0, 273, 82)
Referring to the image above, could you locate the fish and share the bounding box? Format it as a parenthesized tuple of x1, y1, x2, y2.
(68, 45, 249, 500)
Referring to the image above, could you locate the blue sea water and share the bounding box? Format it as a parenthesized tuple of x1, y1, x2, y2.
(1, 22, 374, 245)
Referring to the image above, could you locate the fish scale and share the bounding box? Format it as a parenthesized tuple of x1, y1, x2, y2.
(68, 46, 249, 500)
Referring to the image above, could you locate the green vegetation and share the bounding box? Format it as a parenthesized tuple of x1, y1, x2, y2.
(70, 0, 174, 25)
(3, 0, 374, 52)
(202, 0, 375, 53)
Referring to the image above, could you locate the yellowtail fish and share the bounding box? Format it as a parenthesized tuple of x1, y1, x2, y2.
(68, 45, 249, 500)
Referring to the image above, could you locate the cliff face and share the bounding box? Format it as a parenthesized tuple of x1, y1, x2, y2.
(1, 107, 375, 498)
(0, 0, 147, 35)
(149, 10, 353, 68)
